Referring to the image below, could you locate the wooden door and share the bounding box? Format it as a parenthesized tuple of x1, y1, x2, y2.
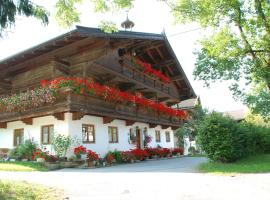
(136, 128, 141, 149)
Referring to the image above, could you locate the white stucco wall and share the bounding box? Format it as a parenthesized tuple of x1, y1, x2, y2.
(0, 113, 175, 157)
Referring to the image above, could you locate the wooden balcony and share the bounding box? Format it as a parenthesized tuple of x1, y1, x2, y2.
(94, 53, 179, 100)
(0, 92, 182, 129)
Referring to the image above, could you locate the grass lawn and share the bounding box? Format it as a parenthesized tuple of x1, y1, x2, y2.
(199, 154, 270, 173)
(0, 162, 48, 172)
(0, 180, 63, 200)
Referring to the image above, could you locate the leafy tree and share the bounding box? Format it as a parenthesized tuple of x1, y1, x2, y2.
(169, 0, 270, 118)
(175, 104, 207, 147)
(245, 111, 270, 128)
(0, 0, 133, 35)
(0, 0, 49, 36)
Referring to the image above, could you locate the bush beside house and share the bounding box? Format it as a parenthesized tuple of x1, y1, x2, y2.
(198, 112, 270, 163)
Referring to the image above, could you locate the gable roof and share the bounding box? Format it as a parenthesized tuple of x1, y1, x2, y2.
(223, 110, 246, 121)
(0, 26, 196, 99)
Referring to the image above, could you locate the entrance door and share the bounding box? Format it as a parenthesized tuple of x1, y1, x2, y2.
(136, 128, 141, 149)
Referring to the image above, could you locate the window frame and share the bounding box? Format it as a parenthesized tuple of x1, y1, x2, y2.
(155, 130, 161, 143)
(13, 129, 24, 147)
(82, 124, 96, 144)
(41, 125, 54, 145)
(165, 131, 171, 142)
(108, 126, 119, 143)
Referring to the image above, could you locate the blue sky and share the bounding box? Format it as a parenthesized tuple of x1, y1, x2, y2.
(0, 0, 246, 112)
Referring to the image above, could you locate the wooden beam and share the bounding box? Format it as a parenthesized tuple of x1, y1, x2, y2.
(22, 118, 33, 125)
(0, 80, 11, 90)
(171, 126, 179, 131)
(161, 125, 170, 129)
(153, 59, 174, 68)
(158, 97, 170, 102)
(171, 75, 184, 81)
(155, 47, 165, 60)
(53, 112, 65, 121)
(72, 112, 85, 120)
(103, 117, 114, 124)
(149, 123, 158, 128)
(0, 122, 7, 129)
(52, 60, 70, 75)
(126, 120, 136, 126)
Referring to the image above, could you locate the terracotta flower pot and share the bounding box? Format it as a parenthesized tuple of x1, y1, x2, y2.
(88, 160, 94, 167)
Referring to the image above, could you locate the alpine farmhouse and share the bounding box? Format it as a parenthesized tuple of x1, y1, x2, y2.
(0, 26, 195, 157)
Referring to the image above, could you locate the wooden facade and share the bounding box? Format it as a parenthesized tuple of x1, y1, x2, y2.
(0, 26, 195, 129)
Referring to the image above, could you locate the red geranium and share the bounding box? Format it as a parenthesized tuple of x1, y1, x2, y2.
(74, 146, 87, 156)
(130, 149, 149, 161)
(87, 150, 100, 161)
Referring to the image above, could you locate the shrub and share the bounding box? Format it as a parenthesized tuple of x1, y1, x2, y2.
(52, 134, 72, 158)
(17, 140, 37, 160)
(8, 140, 37, 160)
(197, 112, 246, 162)
(111, 150, 123, 163)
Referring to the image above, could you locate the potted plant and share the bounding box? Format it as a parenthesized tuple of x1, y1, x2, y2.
(52, 134, 73, 160)
(105, 152, 115, 165)
(87, 150, 99, 168)
(74, 145, 87, 161)
(32, 148, 47, 163)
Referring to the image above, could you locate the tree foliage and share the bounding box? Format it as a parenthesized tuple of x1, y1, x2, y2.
(0, 0, 49, 36)
(170, 0, 270, 118)
(0, 0, 134, 35)
(175, 104, 207, 147)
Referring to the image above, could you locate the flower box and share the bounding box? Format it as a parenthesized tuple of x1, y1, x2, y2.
(44, 162, 60, 170)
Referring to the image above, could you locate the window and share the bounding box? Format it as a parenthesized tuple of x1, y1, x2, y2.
(41, 125, 54, 144)
(155, 130, 161, 142)
(108, 126, 118, 143)
(165, 131, 171, 142)
(14, 129, 24, 146)
(82, 124, 95, 143)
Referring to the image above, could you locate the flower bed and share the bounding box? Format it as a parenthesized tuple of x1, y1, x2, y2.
(71, 146, 184, 169)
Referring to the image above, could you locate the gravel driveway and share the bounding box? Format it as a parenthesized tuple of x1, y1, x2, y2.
(1, 157, 270, 200)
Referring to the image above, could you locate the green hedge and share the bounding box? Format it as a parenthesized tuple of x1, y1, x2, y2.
(198, 112, 270, 163)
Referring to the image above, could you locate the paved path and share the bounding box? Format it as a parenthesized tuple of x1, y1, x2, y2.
(1, 157, 270, 200)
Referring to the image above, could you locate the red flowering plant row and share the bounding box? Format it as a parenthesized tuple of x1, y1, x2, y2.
(145, 147, 184, 158)
(172, 147, 184, 156)
(32, 148, 57, 162)
(130, 149, 149, 161)
(41, 77, 189, 119)
(135, 59, 170, 84)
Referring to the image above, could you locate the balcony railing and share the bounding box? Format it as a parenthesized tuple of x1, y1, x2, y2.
(0, 92, 182, 128)
(94, 53, 179, 99)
